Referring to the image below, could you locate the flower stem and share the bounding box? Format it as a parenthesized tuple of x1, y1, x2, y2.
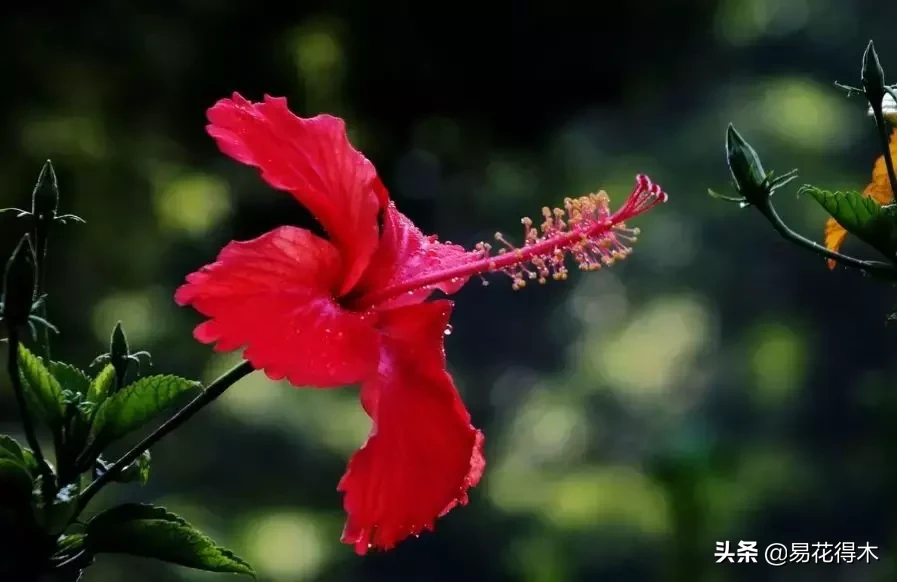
(757, 201, 897, 275)
(871, 106, 897, 202)
(34, 234, 51, 363)
(33, 232, 67, 477)
(76, 359, 255, 511)
(6, 327, 55, 498)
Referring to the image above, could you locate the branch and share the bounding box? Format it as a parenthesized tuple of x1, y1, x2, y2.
(77, 360, 255, 511)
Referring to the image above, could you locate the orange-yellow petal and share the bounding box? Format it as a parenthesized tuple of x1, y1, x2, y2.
(864, 128, 897, 205)
(823, 216, 848, 270)
(822, 129, 897, 270)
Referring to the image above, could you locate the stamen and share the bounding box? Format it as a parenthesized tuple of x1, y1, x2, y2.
(477, 175, 667, 291)
(355, 175, 668, 308)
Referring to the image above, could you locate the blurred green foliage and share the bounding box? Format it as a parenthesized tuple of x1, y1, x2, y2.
(3, 1, 897, 581)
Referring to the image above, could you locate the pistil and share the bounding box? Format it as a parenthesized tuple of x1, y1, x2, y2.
(358, 174, 668, 309)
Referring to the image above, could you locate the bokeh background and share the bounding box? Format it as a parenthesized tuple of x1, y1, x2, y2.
(4, 1, 897, 581)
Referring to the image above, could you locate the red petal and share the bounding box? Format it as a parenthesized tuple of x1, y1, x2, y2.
(337, 300, 485, 554)
(206, 93, 388, 294)
(174, 226, 379, 387)
(351, 202, 474, 310)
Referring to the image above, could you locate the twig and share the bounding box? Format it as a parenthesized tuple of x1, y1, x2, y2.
(76, 360, 255, 511)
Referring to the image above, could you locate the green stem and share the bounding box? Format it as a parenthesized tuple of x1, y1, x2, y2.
(7, 327, 55, 498)
(34, 230, 68, 483)
(77, 360, 255, 511)
(757, 201, 897, 275)
(871, 107, 897, 202)
(34, 233, 50, 363)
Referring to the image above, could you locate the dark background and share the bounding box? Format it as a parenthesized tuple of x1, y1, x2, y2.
(3, 1, 897, 580)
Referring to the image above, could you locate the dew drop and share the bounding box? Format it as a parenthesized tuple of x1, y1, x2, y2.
(444, 324, 453, 336)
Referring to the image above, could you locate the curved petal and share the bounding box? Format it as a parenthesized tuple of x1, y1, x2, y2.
(337, 300, 485, 554)
(206, 93, 388, 294)
(827, 129, 897, 270)
(823, 217, 848, 270)
(865, 128, 897, 205)
(174, 226, 379, 387)
(351, 202, 475, 310)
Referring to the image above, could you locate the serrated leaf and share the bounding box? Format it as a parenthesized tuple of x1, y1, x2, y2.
(85, 504, 254, 576)
(18, 344, 65, 428)
(50, 361, 91, 397)
(86, 375, 200, 451)
(87, 363, 116, 406)
(804, 186, 897, 260)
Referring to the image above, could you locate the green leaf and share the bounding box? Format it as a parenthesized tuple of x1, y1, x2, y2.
(0, 436, 28, 464)
(87, 363, 116, 406)
(50, 361, 91, 397)
(707, 188, 746, 204)
(57, 533, 86, 554)
(86, 375, 200, 451)
(18, 343, 65, 428)
(51, 362, 96, 456)
(85, 504, 254, 576)
(0, 436, 38, 475)
(802, 186, 897, 259)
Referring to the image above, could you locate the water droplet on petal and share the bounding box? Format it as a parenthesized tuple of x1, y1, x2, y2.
(444, 324, 453, 336)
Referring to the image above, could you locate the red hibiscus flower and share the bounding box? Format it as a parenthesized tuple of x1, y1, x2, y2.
(174, 93, 668, 554)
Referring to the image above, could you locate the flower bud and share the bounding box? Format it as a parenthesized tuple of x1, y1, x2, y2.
(31, 159, 59, 220)
(109, 321, 130, 389)
(726, 124, 769, 205)
(862, 40, 887, 103)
